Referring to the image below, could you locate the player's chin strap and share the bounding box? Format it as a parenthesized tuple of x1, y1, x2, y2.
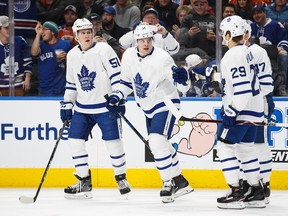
(163, 97, 288, 128)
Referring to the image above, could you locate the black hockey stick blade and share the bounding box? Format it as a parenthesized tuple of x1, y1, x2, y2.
(19, 120, 67, 204)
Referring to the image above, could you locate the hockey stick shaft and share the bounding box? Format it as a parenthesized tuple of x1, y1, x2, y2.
(104, 95, 150, 149)
(19, 121, 67, 204)
(163, 97, 288, 127)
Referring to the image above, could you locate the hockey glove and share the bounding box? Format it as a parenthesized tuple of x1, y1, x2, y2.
(265, 94, 275, 118)
(222, 105, 239, 129)
(172, 66, 188, 85)
(60, 101, 74, 126)
(106, 94, 126, 119)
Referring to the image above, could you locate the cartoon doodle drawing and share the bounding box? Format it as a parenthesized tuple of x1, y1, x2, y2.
(172, 112, 218, 157)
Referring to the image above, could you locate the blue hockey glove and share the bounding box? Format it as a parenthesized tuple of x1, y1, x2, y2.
(60, 101, 74, 125)
(106, 94, 126, 118)
(265, 94, 275, 118)
(192, 66, 206, 77)
(172, 66, 188, 85)
(222, 105, 239, 129)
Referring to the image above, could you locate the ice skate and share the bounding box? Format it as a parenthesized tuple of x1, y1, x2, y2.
(263, 181, 270, 204)
(160, 180, 175, 203)
(64, 171, 92, 199)
(217, 185, 245, 209)
(244, 184, 266, 208)
(115, 174, 131, 196)
(173, 174, 194, 198)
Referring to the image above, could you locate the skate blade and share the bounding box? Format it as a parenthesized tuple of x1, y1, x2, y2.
(64, 192, 93, 200)
(265, 197, 270, 205)
(244, 200, 266, 208)
(217, 201, 245, 209)
(162, 195, 175, 203)
(174, 186, 194, 198)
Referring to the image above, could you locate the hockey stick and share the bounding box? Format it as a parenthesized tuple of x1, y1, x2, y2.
(104, 95, 150, 149)
(264, 114, 288, 129)
(163, 97, 288, 127)
(19, 120, 68, 204)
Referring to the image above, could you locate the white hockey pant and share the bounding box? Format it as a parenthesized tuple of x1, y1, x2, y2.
(105, 139, 127, 176)
(149, 133, 177, 181)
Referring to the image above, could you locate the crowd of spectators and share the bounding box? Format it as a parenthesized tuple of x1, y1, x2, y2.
(1, 0, 288, 96)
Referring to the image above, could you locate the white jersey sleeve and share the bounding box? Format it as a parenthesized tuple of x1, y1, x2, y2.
(154, 33, 180, 56)
(119, 31, 135, 50)
(119, 31, 179, 56)
(248, 43, 274, 96)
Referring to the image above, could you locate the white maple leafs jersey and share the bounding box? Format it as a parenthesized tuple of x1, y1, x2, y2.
(221, 45, 264, 122)
(248, 43, 274, 96)
(117, 46, 189, 118)
(64, 42, 121, 114)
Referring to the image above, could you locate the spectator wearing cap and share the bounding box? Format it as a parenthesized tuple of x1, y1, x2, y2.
(58, 5, 78, 47)
(119, 8, 180, 56)
(0, 16, 32, 96)
(31, 21, 72, 96)
(87, 13, 122, 58)
(178, 0, 216, 58)
(266, 0, 288, 31)
(35, 0, 66, 26)
(251, 4, 288, 96)
(102, 6, 130, 40)
(114, 0, 141, 30)
(153, 0, 179, 32)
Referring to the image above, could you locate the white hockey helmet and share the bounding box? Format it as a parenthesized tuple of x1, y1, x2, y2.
(220, 15, 246, 38)
(243, 21, 252, 38)
(72, 18, 93, 40)
(185, 54, 202, 68)
(134, 24, 154, 40)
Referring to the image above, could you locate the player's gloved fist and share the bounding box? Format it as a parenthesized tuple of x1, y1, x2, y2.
(172, 66, 188, 85)
(106, 94, 126, 118)
(60, 101, 74, 125)
(265, 94, 275, 118)
(222, 105, 239, 129)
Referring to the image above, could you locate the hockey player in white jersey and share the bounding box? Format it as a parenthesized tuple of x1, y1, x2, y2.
(60, 18, 131, 199)
(243, 21, 274, 204)
(216, 15, 265, 209)
(106, 24, 193, 203)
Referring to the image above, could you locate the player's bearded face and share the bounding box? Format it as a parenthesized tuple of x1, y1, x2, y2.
(77, 29, 93, 50)
(137, 37, 153, 56)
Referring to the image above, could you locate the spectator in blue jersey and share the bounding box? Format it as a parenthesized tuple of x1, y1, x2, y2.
(0, 16, 32, 96)
(31, 21, 72, 96)
(265, 0, 288, 32)
(251, 4, 288, 96)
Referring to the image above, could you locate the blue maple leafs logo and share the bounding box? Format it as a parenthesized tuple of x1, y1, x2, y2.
(134, 73, 149, 98)
(77, 65, 96, 92)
